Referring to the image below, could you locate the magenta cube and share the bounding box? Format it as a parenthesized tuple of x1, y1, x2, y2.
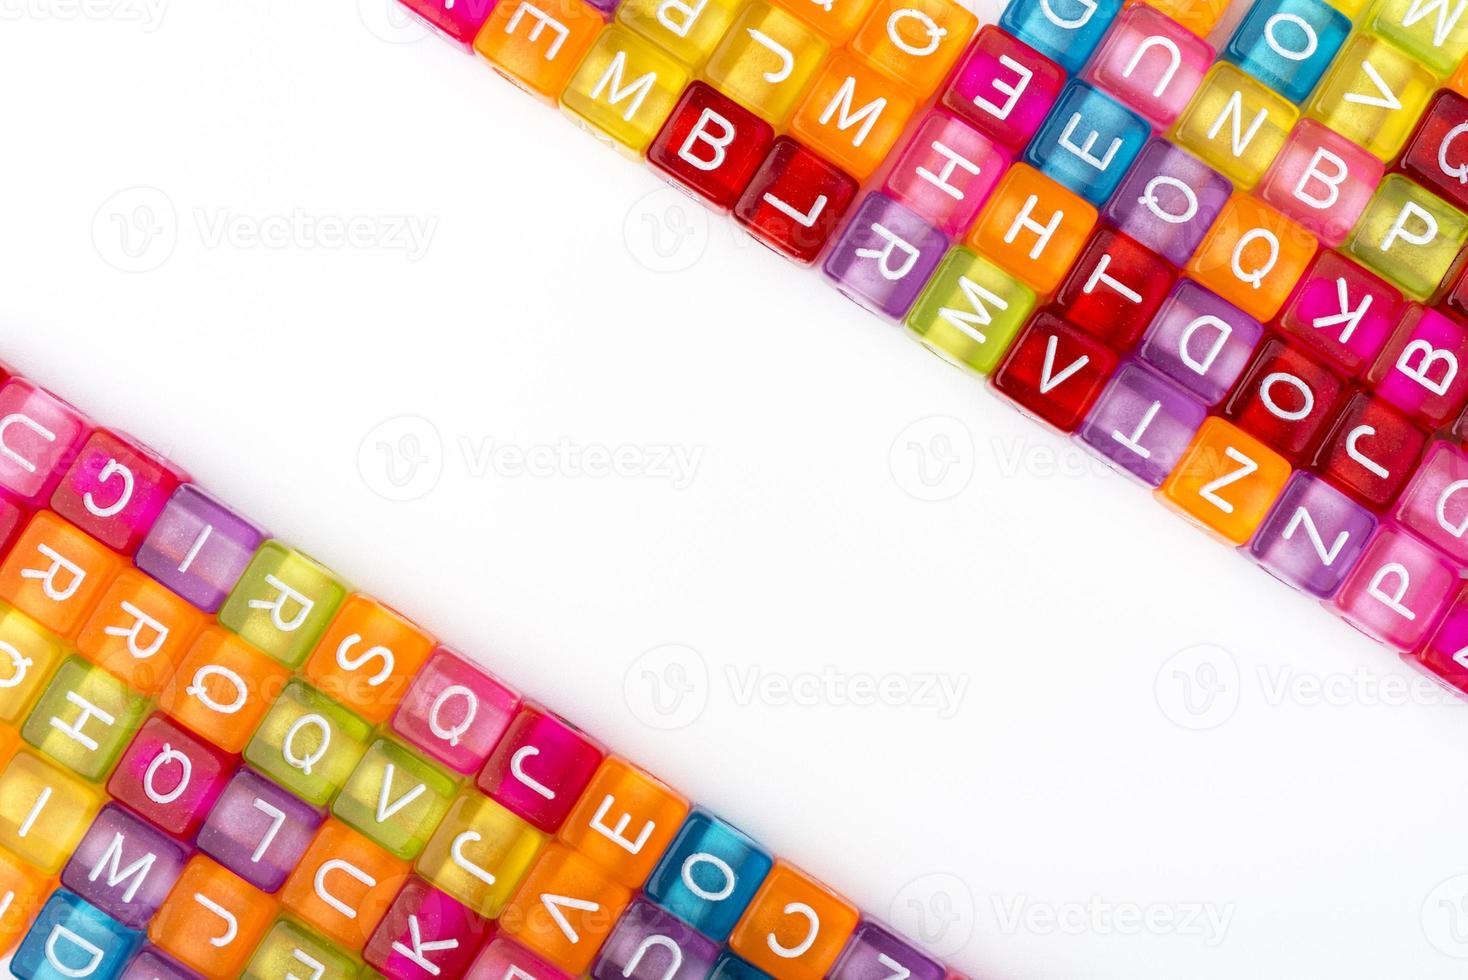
(943, 26, 1066, 152)
(1137, 280, 1263, 405)
(365, 878, 490, 980)
(829, 922, 943, 980)
(468, 937, 570, 980)
(882, 111, 1009, 235)
(1395, 441, 1468, 563)
(1369, 305, 1468, 428)
(822, 194, 947, 322)
(1413, 587, 1468, 696)
(0, 378, 90, 505)
(396, 0, 498, 46)
(196, 768, 323, 891)
(106, 714, 233, 839)
(1277, 251, 1403, 378)
(50, 429, 188, 555)
(475, 705, 605, 832)
(1102, 139, 1232, 266)
(392, 647, 520, 775)
(60, 804, 189, 928)
(1077, 361, 1207, 487)
(1084, 4, 1212, 128)
(1329, 526, 1457, 651)
(119, 947, 202, 980)
(1258, 120, 1383, 248)
(592, 899, 720, 980)
(1247, 473, 1376, 598)
(134, 484, 266, 612)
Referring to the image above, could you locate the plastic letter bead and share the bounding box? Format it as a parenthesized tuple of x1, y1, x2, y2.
(882, 112, 1008, 234)
(998, 0, 1122, 73)
(904, 248, 1036, 374)
(1054, 228, 1176, 349)
(393, 647, 520, 775)
(1159, 417, 1292, 544)
(244, 678, 372, 806)
(196, 767, 324, 892)
(647, 84, 776, 212)
(991, 312, 1120, 432)
(50, 430, 186, 556)
(1346, 175, 1468, 300)
(156, 626, 292, 753)
(561, 28, 692, 158)
(644, 808, 772, 941)
(105, 714, 231, 838)
(117, 947, 197, 980)
(1304, 33, 1435, 162)
(365, 877, 490, 980)
(398, 0, 498, 46)
(1223, 0, 1348, 103)
(942, 26, 1065, 153)
(728, 861, 858, 980)
(1137, 280, 1263, 405)
(0, 751, 103, 872)
(830, 923, 942, 980)
(1025, 81, 1147, 207)
(75, 570, 203, 696)
(1101, 139, 1232, 266)
(303, 593, 435, 724)
(557, 758, 689, 888)
(0, 380, 89, 506)
(22, 656, 147, 781)
(822, 194, 947, 321)
(850, 0, 977, 99)
(1083, 4, 1211, 128)
(0, 513, 123, 636)
(1314, 393, 1427, 509)
(0, 603, 63, 725)
(473, 0, 604, 103)
(1367, 304, 1468, 426)
(769, 0, 876, 43)
(592, 897, 720, 980)
(498, 843, 633, 973)
(148, 856, 276, 977)
(704, 3, 829, 125)
(1172, 63, 1297, 190)
(468, 936, 572, 980)
(1185, 193, 1317, 321)
(332, 737, 456, 860)
(1140, 0, 1225, 34)
(135, 486, 266, 614)
(218, 541, 348, 668)
(242, 919, 360, 980)
(617, 0, 740, 66)
(733, 138, 860, 265)
(1277, 251, 1402, 377)
(967, 164, 1097, 293)
(12, 891, 140, 980)
(1400, 91, 1468, 213)
(417, 790, 547, 917)
(0, 856, 51, 958)
(1415, 588, 1468, 693)
(1367, 0, 1468, 76)
(1222, 338, 1345, 462)
(279, 820, 411, 950)
(1256, 120, 1384, 247)
(1246, 472, 1375, 597)
(1395, 441, 1468, 562)
(1077, 361, 1208, 486)
(476, 706, 605, 832)
(789, 55, 917, 180)
(60, 804, 188, 928)
(1330, 526, 1456, 649)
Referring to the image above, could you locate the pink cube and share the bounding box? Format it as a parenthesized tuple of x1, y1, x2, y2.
(1329, 526, 1456, 651)
(392, 647, 521, 774)
(468, 936, 571, 980)
(475, 705, 605, 832)
(365, 878, 491, 980)
(1395, 441, 1468, 563)
(396, 0, 499, 47)
(0, 378, 90, 504)
(1367, 305, 1468, 427)
(1083, 4, 1211, 128)
(50, 429, 189, 554)
(882, 112, 1008, 235)
(1412, 586, 1468, 696)
(1277, 252, 1403, 379)
(1257, 120, 1384, 248)
(942, 26, 1065, 152)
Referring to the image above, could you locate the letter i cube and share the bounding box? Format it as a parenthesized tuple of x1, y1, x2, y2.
(477, 705, 604, 832)
(733, 138, 860, 265)
(148, 856, 277, 977)
(1084, 5, 1211, 128)
(0, 751, 104, 872)
(1330, 526, 1456, 649)
(643, 808, 772, 941)
(51, 429, 187, 555)
(942, 26, 1065, 153)
(135, 485, 266, 614)
(365, 877, 490, 980)
(647, 83, 775, 212)
(12, 890, 141, 980)
(591, 897, 720, 980)
(397, 0, 499, 47)
(105, 714, 232, 838)
(0, 379, 90, 506)
(728, 861, 858, 980)
(196, 767, 324, 892)
(822, 194, 948, 321)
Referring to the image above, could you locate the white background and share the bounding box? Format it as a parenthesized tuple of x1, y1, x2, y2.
(3, 0, 1468, 976)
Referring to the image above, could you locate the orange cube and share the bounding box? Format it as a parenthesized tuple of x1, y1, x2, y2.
(557, 758, 689, 888)
(0, 851, 52, 957)
(0, 513, 122, 637)
(789, 54, 916, 180)
(769, 0, 877, 43)
(73, 569, 203, 695)
(968, 165, 1097, 294)
(1134, 0, 1226, 36)
(279, 820, 411, 951)
(851, 0, 976, 98)
(499, 843, 632, 974)
(474, 0, 605, 103)
(150, 856, 277, 977)
(729, 861, 859, 980)
(157, 627, 292, 753)
(1159, 417, 1292, 545)
(0, 725, 16, 770)
(1185, 194, 1317, 321)
(1450, 56, 1468, 98)
(302, 594, 434, 724)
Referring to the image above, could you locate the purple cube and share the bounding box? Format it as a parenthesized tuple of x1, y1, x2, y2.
(591, 899, 720, 980)
(1103, 139, 1232, 266)
(1247, 472, 1377, 598)
(60, 804, 189, 929)
(822, 193, 948, 321)
(119, 947, 202, 980)
(1078, 361, 1207, 487)
(829, 922, 943, 980)
(196, 768, 323, 891)
(1137, 280, 1263, 406)
(135, 484, 266, 612)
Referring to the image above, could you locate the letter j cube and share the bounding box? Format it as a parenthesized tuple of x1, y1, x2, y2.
(148, 856, 277, 978)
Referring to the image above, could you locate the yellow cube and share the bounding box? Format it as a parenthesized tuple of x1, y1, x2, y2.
(0, 604, 62, 727)
(1365, 0, 1468, 77)
(415, 790, 547, 918)
(1305, 33, 1435, 161)
(1346, 174, 1468, 299)
(1171, 63, 1296, 190)
(562, 27, 692, 157)
(703, 2, 829, 124)
(617, 0, 742, 67)
(0, 751, 102, 873)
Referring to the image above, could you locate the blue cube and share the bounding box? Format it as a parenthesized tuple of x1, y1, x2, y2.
(1024, 81, 1149, 205)
(709, 953, 774, 980)
(644, 808, 772, 941)
(11, 891, 141, 980)
(999, 0, 1123, 73)
(1224, 0, 1349, 102)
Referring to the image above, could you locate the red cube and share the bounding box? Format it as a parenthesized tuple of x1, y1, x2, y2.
(1397, 90, 1468, 213)
(733, 138, 859, 265)
(1053, 229, 1174, 351)
(648, 83, 775, 213)
(991, 312, 1119, 432)
(1313, 392, 1427, 510)
(1223, 338, 1346, 462)
(107, 714, 235, 839)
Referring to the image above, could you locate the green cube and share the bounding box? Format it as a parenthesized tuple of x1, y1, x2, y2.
(1347, 174, 1468, 300)
(243, 919, 361, 980)
(332, 738, 457, 859)
(219, 541, 348, 667)
(245, 679, 371, 806)
(905, 247, 1036, 374)
(21, 656, 147, 781)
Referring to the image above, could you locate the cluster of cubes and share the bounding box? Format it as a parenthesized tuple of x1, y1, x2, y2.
(0, 361, 964, 980)
(401, 0, 1468, 683)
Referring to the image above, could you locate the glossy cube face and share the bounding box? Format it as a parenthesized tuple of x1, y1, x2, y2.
(733, 138, 859, 265)
(332, 738, 456, 860)
(1102, 139, 1231, 266)
(1395, 441, 1468, 562)
(1054, 229, 1175, 349)
(728, 862, 857, 980)
(1137, 280, 1263, 405)
(1367, 0, 1468, 76)
(156, 627, 292, 754)
(1277, 251, 1402, 377)
(1314, 393, 1427, 510)
(828, 922, 942, 980)
(0, 380, 90, 506)
(1256, 120, 1384, 248)
(279, 820, 411, 950)
(0, 751, 103, 873)
(0, 513, 122, 636)
(303, 594, 435, 724)
(148, 856, 276, 977)
(998, 0, 1121, 73)
(768, 0, 874, 42)
(365, 878, 490, 980)
(789, 55, 916, 180)
(617, 0, 740, 66)
(968, 164, 1097, 294)
(60, 804, 188, 928)
(243, 918, 359, 980)
(1158, 417, 1292, 544)
(0, 855, 52, 959)
(1222, 338, 1344, 462)
(1223, 0, 1347, 102)
(1139, 0, 1225, 33)
(244, 679, 372, 807)
(1084, 4, 1210, 128)
(498, 844, 633, 973)
(557, 758, 689, 888)
(469, 936, 572, 980)
(135, 486, 266, 614)
(991, 313, 1120, 432)
(51, 430, 187, 555)
(1186, 193, 1317, 321)
(942, 26, 1065, 152)
(1304, 34, 1435, 162)
(417, 790, 546, 917)
(398, 0, 497, 46)
(118, 947, 199, 980)
(850, 0, 976, 99)
(1246, 473, 1375, 598)
(904, 248, 1036, 375)
(644, 809, 772, 941)
(1173, 63, 1297, 190)
(22, 655, 147, 781)
(883, 112, 1008, 235)
(822, 194, 947, 321)
(393, 648, 520, 775)
(13, 891, 140, 980)
(1024, 81, 1148, 206)
(219, 541, 348, 668)
(476, 706, 604, 832)
(0, 603, 64, 726)
(106, 714, 232, 838)
(1330, 526, 1456, 650)
(592, 897, 720, 980)
(647, 83, 775, 212)
(1415, 588, 1468, 695)
(473, 0, 603, 103)
(75, 570, 203, 696)
(196, 767, 324, 892)
(1347, 175, 1468, 300)
(704, 3, 827, 126)
(1077, 361, 1207, 487)
(1402, 92, 1468, 214)
(1367, 305, 1468, 425)
(561, 28, 691, 157)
